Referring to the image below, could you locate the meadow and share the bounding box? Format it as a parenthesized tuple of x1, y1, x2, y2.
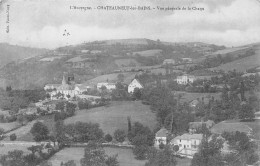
(65, 101, 156, 135)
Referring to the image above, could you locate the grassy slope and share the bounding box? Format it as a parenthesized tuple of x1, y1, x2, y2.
(209, 46, 260, 72)
(0, 43, 47, 68)
(115, 59, 141, 67)
(83, 72, 137, 85)
(65, 101, 156, 135)
(133, 49, 163, 57)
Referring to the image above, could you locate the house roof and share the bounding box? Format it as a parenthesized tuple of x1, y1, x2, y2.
(130, 79, 144, 87)
(156, 128, 169, 137)
(173, 133, 203, 141)
(210, 122, 252, 134)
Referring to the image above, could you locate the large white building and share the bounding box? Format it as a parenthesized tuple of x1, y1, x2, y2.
(170, 133, 203, 158)
(176, 74, 196, 85)
(97, 82, 116, 91)
(128, 79, 143, 93)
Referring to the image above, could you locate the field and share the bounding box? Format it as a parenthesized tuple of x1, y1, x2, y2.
(224, 119, 260, 140)
(48, 147, 191, 166)
(115, 59, 141, 67)
(3, 120, 41, 141)
(0, 144, 30, 156)
(207, 46, 250, 57)
(65, 101, 156, 134)
(0, 122, 20, 132)
(210, 46, 260, 72)
(133, 49, 163, 57)
(83, 72, 137, 85)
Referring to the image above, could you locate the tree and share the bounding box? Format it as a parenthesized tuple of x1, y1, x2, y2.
(0, 150, 26, 166)
(239, 103, 255, 121)
(127, 122, 154, 146)
(117, 74, 125, 82)
(105, 155, 119, 166)
(222, 131, 259, 165)
(30, 121, 49, 141)
(191, 134, 224, 166)
(133, 88, 142, 100)
(104, 134, 113, 142)
(113, 129, 126, 143)
(145, 146, 177, 166)
(10, 133, 17, 141)
(127, 116, 131, 133)
(66, 102, 76, 117)
(133, 145, 149, 160)
(80, 141, 119, 166)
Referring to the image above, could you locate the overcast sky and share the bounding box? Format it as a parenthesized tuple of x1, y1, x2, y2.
(0, 0, 260, 49)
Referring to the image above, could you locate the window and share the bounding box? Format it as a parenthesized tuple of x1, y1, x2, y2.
(180, 139, 181, 142)
(179, 144, 182, 147)
(187, 145, 189, 148)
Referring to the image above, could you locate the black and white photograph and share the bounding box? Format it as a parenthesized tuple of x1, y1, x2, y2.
(0, 0, 260, 165)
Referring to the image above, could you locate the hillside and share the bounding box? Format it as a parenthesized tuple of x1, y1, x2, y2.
(0, 39, 226, 89)
(0, 43, 48, 68)
(210, 45, 260, 72)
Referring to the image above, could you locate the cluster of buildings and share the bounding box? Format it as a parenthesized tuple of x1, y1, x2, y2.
(44, 73, 144, 100)
(44, 73, 90, 100)
(154, 119, 254, 159)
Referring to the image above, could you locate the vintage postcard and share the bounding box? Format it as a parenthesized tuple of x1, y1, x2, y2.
(0, 0, 260, 166)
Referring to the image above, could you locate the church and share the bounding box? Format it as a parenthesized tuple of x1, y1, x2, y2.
(44, 73, 89, 100)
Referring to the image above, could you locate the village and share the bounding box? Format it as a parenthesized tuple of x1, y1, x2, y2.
(0, 45, 259, 166)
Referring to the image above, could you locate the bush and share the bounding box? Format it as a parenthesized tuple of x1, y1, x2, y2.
(10, 133, 17, 141)
(105, 134, 113, 142)
(113, 129, 126, 143)
(133, 145, 149, 160)
(159, 142, 165, 149)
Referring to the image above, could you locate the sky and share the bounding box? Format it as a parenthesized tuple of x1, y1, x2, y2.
(0, 0, 260, 49)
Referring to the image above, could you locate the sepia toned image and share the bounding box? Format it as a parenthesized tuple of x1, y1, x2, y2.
(0, 0, 260, 165)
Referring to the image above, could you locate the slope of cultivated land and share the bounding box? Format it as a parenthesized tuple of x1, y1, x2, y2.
(0, 122, 20, 132)
(65, 101, 156, 135)
(0, 144, 30, 156)
(114, 58, 141, 67)
(210, 46, 260, 72)
(133, 49, 163, 57)
(207, 46, 250, 57)
(83, 72, 137, 85)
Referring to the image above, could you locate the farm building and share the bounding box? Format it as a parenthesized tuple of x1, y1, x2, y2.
(154, 127, 169, 148)
(128, 79, 144, 93)
(177, 74, 196, 85)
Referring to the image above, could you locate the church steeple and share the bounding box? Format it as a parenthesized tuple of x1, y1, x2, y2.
(62, 74, 67, 85)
